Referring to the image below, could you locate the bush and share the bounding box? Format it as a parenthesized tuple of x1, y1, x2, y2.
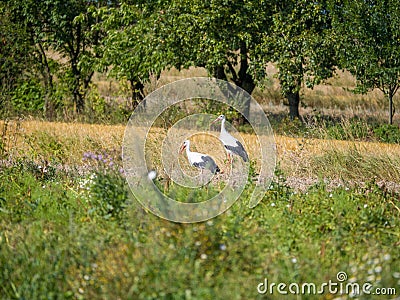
(81, 151, 128, 220)
(11, 79, 44, 113)
(373, 124, 400, 144)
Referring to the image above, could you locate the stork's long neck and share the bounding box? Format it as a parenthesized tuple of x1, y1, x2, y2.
(185, 143, 191, 156)
(220, 119, 228, 135)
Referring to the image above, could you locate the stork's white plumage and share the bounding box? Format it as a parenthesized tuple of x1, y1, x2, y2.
(211, 115, 249, 163)
(179, 140, 220, 174)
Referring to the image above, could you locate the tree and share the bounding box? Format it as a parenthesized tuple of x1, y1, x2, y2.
(91, 2, 171, 109)
(92, 0, 336, 121)
(0, 3, 35, 111)
(93, 0, 275, 117)
(6, 0, 117, 114)
(159, 0, 275, 120)
(260, 0, 336, 120)
(330, 0, 400, 124)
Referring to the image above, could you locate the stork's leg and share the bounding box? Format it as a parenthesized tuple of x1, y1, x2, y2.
(227, 153, 231, 164)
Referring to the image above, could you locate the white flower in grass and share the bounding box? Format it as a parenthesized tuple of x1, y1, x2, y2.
(383, 253, 391, 261)
(200, 253, 207, 260)
(374, 266, 382, 273)
(366, 275, 375, 282)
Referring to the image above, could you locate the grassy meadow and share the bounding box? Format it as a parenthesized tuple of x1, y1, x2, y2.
(1, 69, 400, 299)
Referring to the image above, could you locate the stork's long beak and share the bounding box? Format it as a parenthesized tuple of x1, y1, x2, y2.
(179, 144, 186, 154)
(210, 117, 220, 126)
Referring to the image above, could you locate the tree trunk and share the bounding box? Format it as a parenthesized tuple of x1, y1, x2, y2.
(388, 87, 397, 125)
(36, 42, 54, 118)
(212, 65, 227, 81)
(232, 41, 255, 123)
(286, 90, 300, 120)
(129, 79, 144, 110)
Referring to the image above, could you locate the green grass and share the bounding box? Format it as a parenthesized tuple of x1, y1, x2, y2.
(0, 117, 399, 299)
(0, 157, 399, 299)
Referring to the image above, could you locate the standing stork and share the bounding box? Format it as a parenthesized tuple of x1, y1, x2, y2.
(179, 140, 220, 174)
(211, 115, 249, 163)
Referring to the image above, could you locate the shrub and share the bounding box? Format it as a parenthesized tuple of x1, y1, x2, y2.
(81, 151, 128, 220)
(373, 124, 400, 144)
(11, 79, 44, 113)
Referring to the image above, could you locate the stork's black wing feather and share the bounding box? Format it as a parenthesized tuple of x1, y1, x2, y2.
(193, 156, 220, 174)
(224, 141, 249, 162)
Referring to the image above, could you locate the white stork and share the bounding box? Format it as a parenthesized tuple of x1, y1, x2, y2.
(179, 140, 220, 174)
(211, 115, 249, 163)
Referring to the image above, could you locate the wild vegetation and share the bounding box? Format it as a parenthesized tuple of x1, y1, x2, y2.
(1, 110, 400, 298)
(1, 0, 400, 299)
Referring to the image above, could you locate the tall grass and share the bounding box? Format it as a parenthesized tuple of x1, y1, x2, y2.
(1, 159, 399, 299)
(1, 118, 399, 299)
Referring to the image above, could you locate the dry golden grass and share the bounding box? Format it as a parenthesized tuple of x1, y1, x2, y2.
(90, 63, 400, 126)
(2, 120, 400, 185)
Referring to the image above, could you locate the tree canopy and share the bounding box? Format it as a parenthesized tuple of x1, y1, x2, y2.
(1, 0, 399, 123)
(260, 0, 336, 119)
(330, 0, 400, 124)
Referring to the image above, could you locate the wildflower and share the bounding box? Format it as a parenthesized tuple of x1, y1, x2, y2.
(220, 244, 227, 251)
(270, 202, 276, 207)
(200, 253, 207, 259)
(383, 254, 391, 261)
(364, 204, 368, 208)
(195, 241, 201, 246)
(291, 258, 297, 264)
(374, 266, 382, 273)
(366, 275, 375, 282)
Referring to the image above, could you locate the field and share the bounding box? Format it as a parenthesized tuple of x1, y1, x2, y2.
(1, 115, 399, 299)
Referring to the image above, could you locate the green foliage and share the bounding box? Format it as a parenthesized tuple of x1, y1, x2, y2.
(88, 171, 128, 221)
(264, 0, 335, 95)
(318, 118, 372, 141)
(329, 0, 400, 124)
(81, 151, 128, 220)
(11, 80, 44, 113)
(373, 124, 400, 144)
(1, 162, 399, 298)
(0, 2, 36, 112)
(0, 160, 71, 223)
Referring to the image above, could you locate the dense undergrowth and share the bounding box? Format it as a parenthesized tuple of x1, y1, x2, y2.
(0, 155, 399, 299)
